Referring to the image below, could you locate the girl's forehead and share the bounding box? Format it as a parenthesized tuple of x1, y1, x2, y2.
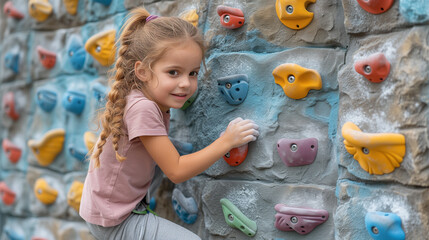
(155, 40, 203, 67)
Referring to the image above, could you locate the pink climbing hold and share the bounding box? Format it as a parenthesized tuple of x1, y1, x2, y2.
(354, 52, 391, 83)
(274, 204, 329, 235)
(37, 46, 56, 69)
(3, 1, 24, 20)
(277, 138, 318, 167)
(356, 0, 394, 14)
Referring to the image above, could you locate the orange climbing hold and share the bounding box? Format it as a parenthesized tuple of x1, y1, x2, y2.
(34, 178, 58, 205)
(272, 63, 322, 99)
(224, 144, 248, 167)
(0, 182, 16, 206)
(36, 46, 56, 69)
(67, 181, 83, 212)
(85, 29, 117, 66)
(354, 53, 390, 83)
(356, 0, 394, 15)
(63, 0, 79, 15)
(180, 9, 198, 27)
(28, 0, 53, 22)
(28, 129, 65, 166)
(217, 5, 245, 29)
(275, 0, 316, 30)
(342, 122, 406, 175)
(2, 139, 21, 164)
(3, 1, 25, 20)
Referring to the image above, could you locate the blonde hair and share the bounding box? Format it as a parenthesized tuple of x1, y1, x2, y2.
(92, 8, 205, 167)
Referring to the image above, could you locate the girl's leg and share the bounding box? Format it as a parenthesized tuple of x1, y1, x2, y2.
(87, 212, 201, 240)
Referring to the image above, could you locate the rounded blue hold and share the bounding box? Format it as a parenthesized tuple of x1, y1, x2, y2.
(62, 90, 86, 115)
(399, 0, 429, 23)
(365, 211, 405, 240)
(149, 196, 156, 211)
(4, 52, 19, 74)
(36, 89, 57, 112)
(93, 0, 112, 6)
(68, 144, 88, 162)
(217, 74, 249, 105)
(67, 37, 86, 70)
(172, 188, 198, 224)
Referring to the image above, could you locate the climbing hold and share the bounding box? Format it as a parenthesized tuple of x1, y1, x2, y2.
(2, 139, 22, 164)
(62, 90, 86, 115)
(28, 129, 65, 166)
(216, 5, 245, 29)
(36, 46, 56, 69)
(342, 122, 406, 175)
(172, 188, 198, 224)
(67, 181, 83, 212)
(36, 89, 57, 112)
(0, 182, 16, 205)
(220, 198, 257, 237)
(2, 92, 20, 120)
(34, 178, 58, 205)
(3, 1, 25, 20)
(275, 0, 316, 30)
(356, 0, 394, 15)
(224, 144, 248, 167)
(4, 229, 24, 240)
(180, 9, 199, 27)
(277, 138, 318, 167)
(4, 52, 20, 74)
(274, 204, 329, 235)
(273, 63, 322, 99)
(84, 131, 97, 151)
(91, 81, 108, 103)
(217, 74, 249, 105)
(354, 53, 390, 83)
(68, 144, 87, 162)
(181, 90, 198, 110)
(63, 0, 78, 15)
(84, 29, 116, 66)
(399, 0, 429, 24)
(67, 37, 86, 70)
(170, 138, 193, 156)
(365, 212, 405, 240)
(92, 0, 112, 6)
(28, 0, 53, 22)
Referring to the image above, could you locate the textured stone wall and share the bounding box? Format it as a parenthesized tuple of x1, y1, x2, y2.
(0, 0, 428, 239)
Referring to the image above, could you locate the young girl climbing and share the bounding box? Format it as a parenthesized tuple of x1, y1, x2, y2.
(79, 8, 259, 240)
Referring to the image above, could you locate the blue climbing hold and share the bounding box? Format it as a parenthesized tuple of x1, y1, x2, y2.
(365, 211, 405, 240)
(36, 89, 57, 112)
(68, 144, 88, 162)
(62, 90, 86, 115)
(93, 0, 112, 6)
(149, 196, 156, 211)
(4, 52, 19, 74)
(91, 81, 108, 103)
(4, 228, 24, 240)
(67, 37, 86, 71)
(172, 188, 198, 224)
(217, 74, 249, 105)
(399, 0, 429, 24)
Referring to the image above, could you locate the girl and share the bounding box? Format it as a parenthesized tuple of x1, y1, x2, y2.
(79, 7, 259, 240)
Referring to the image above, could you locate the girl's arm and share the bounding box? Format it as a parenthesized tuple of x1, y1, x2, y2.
(140, 117, 259, 184)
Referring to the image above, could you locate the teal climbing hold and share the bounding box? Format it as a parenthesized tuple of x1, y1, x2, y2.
(365, 211, 405, 240)
(220, 198, 257, 237)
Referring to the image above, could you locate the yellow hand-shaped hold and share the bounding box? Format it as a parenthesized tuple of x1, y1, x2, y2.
(272, 63, 322, 99)
(67, 181, 83, 212)
(84, 131, 97, 152)
(180, 9, 199, 27)
(34, 178, 58, 205)
(28, 0, 53, 22)
(63, 0, 79, 15)
(28, 129, 65, 166)
(85, 30, 117, 66)
(275, 0, 316, 30)
(342, 122, 406, 175)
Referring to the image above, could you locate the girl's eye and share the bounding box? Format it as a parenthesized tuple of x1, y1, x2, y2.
(190, 71, 199, 77)
(168, 70, 179, 76)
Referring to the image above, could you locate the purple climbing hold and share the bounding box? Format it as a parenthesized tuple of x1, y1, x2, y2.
(274, 204, 329, 235)
(277, 138, 318, 167)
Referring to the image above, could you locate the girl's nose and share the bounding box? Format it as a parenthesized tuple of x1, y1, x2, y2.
(178, 77, 191, 88)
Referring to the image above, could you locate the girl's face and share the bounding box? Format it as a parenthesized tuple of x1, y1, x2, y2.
(141, 40, 203, 112)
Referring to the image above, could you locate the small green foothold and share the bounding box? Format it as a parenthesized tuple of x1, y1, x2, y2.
(181, 90, 198, 110)
(220, 198, 257, 237)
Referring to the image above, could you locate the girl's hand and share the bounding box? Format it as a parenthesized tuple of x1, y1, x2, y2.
(222, 117, 259, 149)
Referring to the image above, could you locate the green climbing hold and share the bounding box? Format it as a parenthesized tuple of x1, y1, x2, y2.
(220, 198, 257, 237)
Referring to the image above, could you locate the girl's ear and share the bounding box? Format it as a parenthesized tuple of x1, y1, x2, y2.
(135, 61, 149, 82)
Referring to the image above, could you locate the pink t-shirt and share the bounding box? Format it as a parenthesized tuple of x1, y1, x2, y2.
(79, 89, 170, 227)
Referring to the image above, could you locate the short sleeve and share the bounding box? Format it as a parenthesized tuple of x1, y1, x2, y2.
(124, 100, 168, 141)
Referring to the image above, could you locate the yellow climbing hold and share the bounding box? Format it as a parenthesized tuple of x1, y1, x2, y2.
(180, 9, 199, 27)
(34, 178, 58, 205)
(84, 131, 97, 152)
(275, 0, 316, 30)
(67, 181, 84, 212)
(28, 0, 53, 22)
(85, 29, 117, 66)
(342, 122, 406, 175)
(28, 129, 65, 166)
(272, 63, 322, 99)
(63, 0, 79, 15)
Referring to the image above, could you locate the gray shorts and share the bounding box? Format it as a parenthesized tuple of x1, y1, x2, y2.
(86, 212, 201, 240)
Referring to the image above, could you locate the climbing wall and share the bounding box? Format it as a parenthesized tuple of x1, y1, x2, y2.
(0, 0, 428, 239)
